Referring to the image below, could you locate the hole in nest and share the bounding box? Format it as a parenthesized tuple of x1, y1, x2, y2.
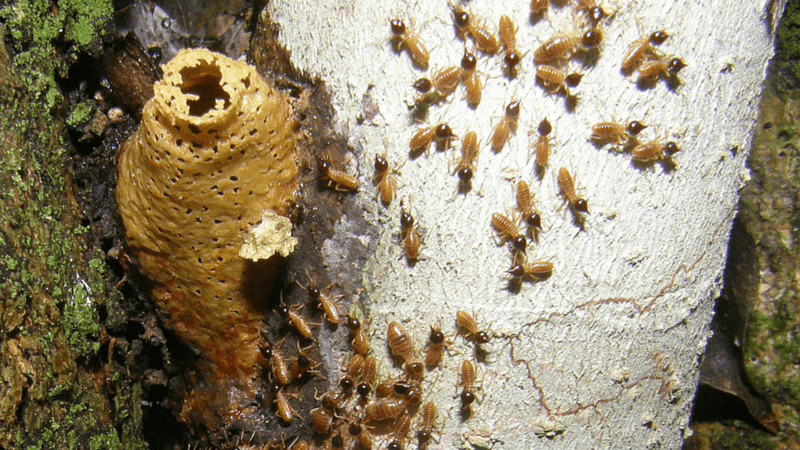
(178, 60, 231, 116)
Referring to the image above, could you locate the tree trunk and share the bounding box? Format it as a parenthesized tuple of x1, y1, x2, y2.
(262, 0, 785, 448)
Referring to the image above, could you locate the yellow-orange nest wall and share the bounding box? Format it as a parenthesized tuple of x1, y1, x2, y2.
(116, 48, 299, 427)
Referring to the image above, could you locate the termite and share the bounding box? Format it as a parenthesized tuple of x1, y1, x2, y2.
(432, 65, 462, 95)
(291, 343, 320, 380)
(535, 65, 583, 95)
(321, 154, 359, 192)
(499, 15, 522, 77)
(425, 323, 447, 368)
(298, 269, 341, 326)
(388, 413, 412, 450)
(449, 4, 499, 54)
(590, 120, 647, 146)
(311, 406, 333, 435)
(365, 397, 407, 421)
(530, 0, 548, 16)
(346, 419, 373, 450)
(631, 140, 680, 164)
(417, 401, 438, 449)
(274, 386, 300, 423)
(451, 5, 471, 40)
(409, 124, 456, 156)
(621, 30, 670, 73)
(453, 130, 479, 187)
(557, 167, 588, 214)
(278, 296, 315, 340)
(347, 315, 370, 356)
(461, 51, 482, 108)
(534, 118, 553, 174)
(413, 78, 433, 93)
(375, 380, 395, 398)
(515, 180, 542, 233)
(388, 321, 424, 377)
(374, 154, 397, 206)
(319, 389, 346, 411)
(271, 340, 291, 386)
(491, 212, 527, 254)
(456, 310, 490, 344)
(508, 259, 554, 282)
(400, 202, 421, 262)
(637, 57, 686, 83)
(459, 360, 478, 413)
(533, 29, 603, 64)
(491, 101, 520, 153)
(390, 18, 429, 69)
(358, 356, 377, 401)
(576, 0, 607, 25)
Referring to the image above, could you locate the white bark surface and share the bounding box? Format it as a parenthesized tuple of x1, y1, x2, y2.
(269, 1, 782, 448)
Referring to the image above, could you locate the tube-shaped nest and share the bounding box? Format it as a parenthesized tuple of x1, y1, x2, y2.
(116, 48, 299, 429)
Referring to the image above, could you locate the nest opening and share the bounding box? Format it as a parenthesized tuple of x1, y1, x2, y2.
(178, 61, 231, 117)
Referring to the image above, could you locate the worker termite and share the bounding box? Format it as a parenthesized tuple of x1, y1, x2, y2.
(311, 406, 333, 435)
(365, 396, 407, 421)
(346, 418, 373, 450)
(374, 154, 398, 206)
(320, 153, 359, 192)
(277, 296, 315, 340)
(533, 29, 603, 64)
(299, 269, 342, 326)
(557, 167, 589, 217)
(453, 130, 479, 189)
(390, 18, 429, 69)
(637, 57, 687, 84)
(273, 386, 300, 423)
(417, 401, 439, 449)
(456, 310, 490, 344)
(461, 51, 482, 108)
(530, 0, 548, 18)
(387, 321, 423, 377)
(271, 340, 291, 386)
(508, 259, 554, 283)
(291, 343, 320, 381)
(535, 65, 583, 96)
(347, 315, 370, 356)
(631, 140, 680, 165)
(432, 65, 462, 95)
(590, 120, 647, 147)
(499, 15, 522, 78)
(515, 180, 542, 238)
(424, 323, 449, 368)
(533, 118, 553, 175)
(491, 212, 527, 254)
(319, 389, 346, 411)
(449, 4, 499, 55)
(491, 101, 520, 153)
(621, 30, 669, 74)
(409, 124, 456, 156)
(400, 202, 421, 262)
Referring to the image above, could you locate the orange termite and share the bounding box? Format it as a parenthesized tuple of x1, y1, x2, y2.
(417, 401, 438, 449)
(389, 413, 412, 450)
(390, 18, 429, 69)
(534, 118, 552, 174)
(508, 259, 554, 282)
(622, 30, 669, 73)
(491, 212, 527, 254)
(534, 29, 603, 64)
(425, 324, 447, 368)
(637, 57, 686, 83)
(576, 0, 607, 25)
(357, 355, 377, 401)
(590, 120, 647, 145)
(374, 154, 397, 206)
(535, 65, 583, 95)
(515, 180, 542, 232)
(410, 124, 456, 156)
(320, 154, 359, 192)
(432, 65, 462, 95)
(274, 386, 299, 423)
(278, 298, 315, 340)
(400, 202, 421, 262)
(456, 310, 490, 344)
(290, 343, 319, 380)
(491, 101, 520, 153)
(311, 406, 333, 435)
(365, 397, 407, 421)
(454, 130, 479, 187)
(299, 269, 341, 326)
(461, 51, 482, 108)
(346, 315, 370, 356)
(449, 5, 499, 55)
(631, 140, 680, 164)
(557, 167, 588, 214)
(459, 360, 477, 413)
(271, 341, 291, 386)
(499, 15, 522, 77)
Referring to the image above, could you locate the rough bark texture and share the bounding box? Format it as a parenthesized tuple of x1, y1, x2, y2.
(263, 0, 785, 448)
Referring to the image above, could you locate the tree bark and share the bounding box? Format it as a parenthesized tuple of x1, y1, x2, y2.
(264, 0, 786, 448)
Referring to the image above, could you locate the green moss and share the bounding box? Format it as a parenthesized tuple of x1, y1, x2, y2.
(67, 101, 94, 129)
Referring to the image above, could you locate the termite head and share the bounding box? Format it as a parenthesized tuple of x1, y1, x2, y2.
(452, 8, 470, 33)
(375, 155, 388, 172)
(407, 361, 425, 379)
(435, 123, 455, 141)
(667, 58, 686, 75)
(504, 50, 521, 70)
(508, 263, 525, 279)
(400, 209, 414, 229)
(429, 326, 445, 344)
(346, 315, 360, 330)
(474, 330, 490, 344)
(663, 141, 680, 156)
(461, 390, 476, 406)
(461, 51, 477, 71)
(413, 78, 433, 93)
(650, 30, 669, 45)
(511, 235, 527, 254)
(565, 73, 583, 88)
(506, 101, 521, 119)
(538, 118, 552, 136)
(390, 19, 406, 36)
(458, 167, 473, 183)
(627, 121, 647, 135)
(574, 198, 589, 213)
(582, 29, 603, 48)
(589, 6, 605, 22)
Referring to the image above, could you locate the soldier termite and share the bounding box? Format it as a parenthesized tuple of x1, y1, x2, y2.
(390, 18, 429, 69)
(358, 356, 377, 401)
(557, 167, 589, 215)
(499, 15, 522, 78)
(631, 140, 680, 164)
(576, 0, 607, 25)
(621, 30, 669, 74)
(417, 401, 438, 449)
(456, 310, 490, 344)
(590, 120, 647, 146)
(453, 131, 479, 189)
(374, 154, 397, 206)
(491, 212, 527, 254)
(347, 315, 370, 356)
(388, 413, 412, 450)
(491, 101, 520, 153)
(365, 397, 407, 421)
(461, 51, 482, 108)
(508, 259, 554, 282)
(637, 57, 686, 84)
(449, 4, 499, 55)
(533, 118, 553, 175)
(320, 154, 359, 192)
(533, 29, 603, 65)
(535, 65, 583, 96)
(515, 181, 542, 238)
(425, 323, 448, 368)
(341, 354, 365, 391)
(400, 202, 421, 262)
(459, 360, 478, 415)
